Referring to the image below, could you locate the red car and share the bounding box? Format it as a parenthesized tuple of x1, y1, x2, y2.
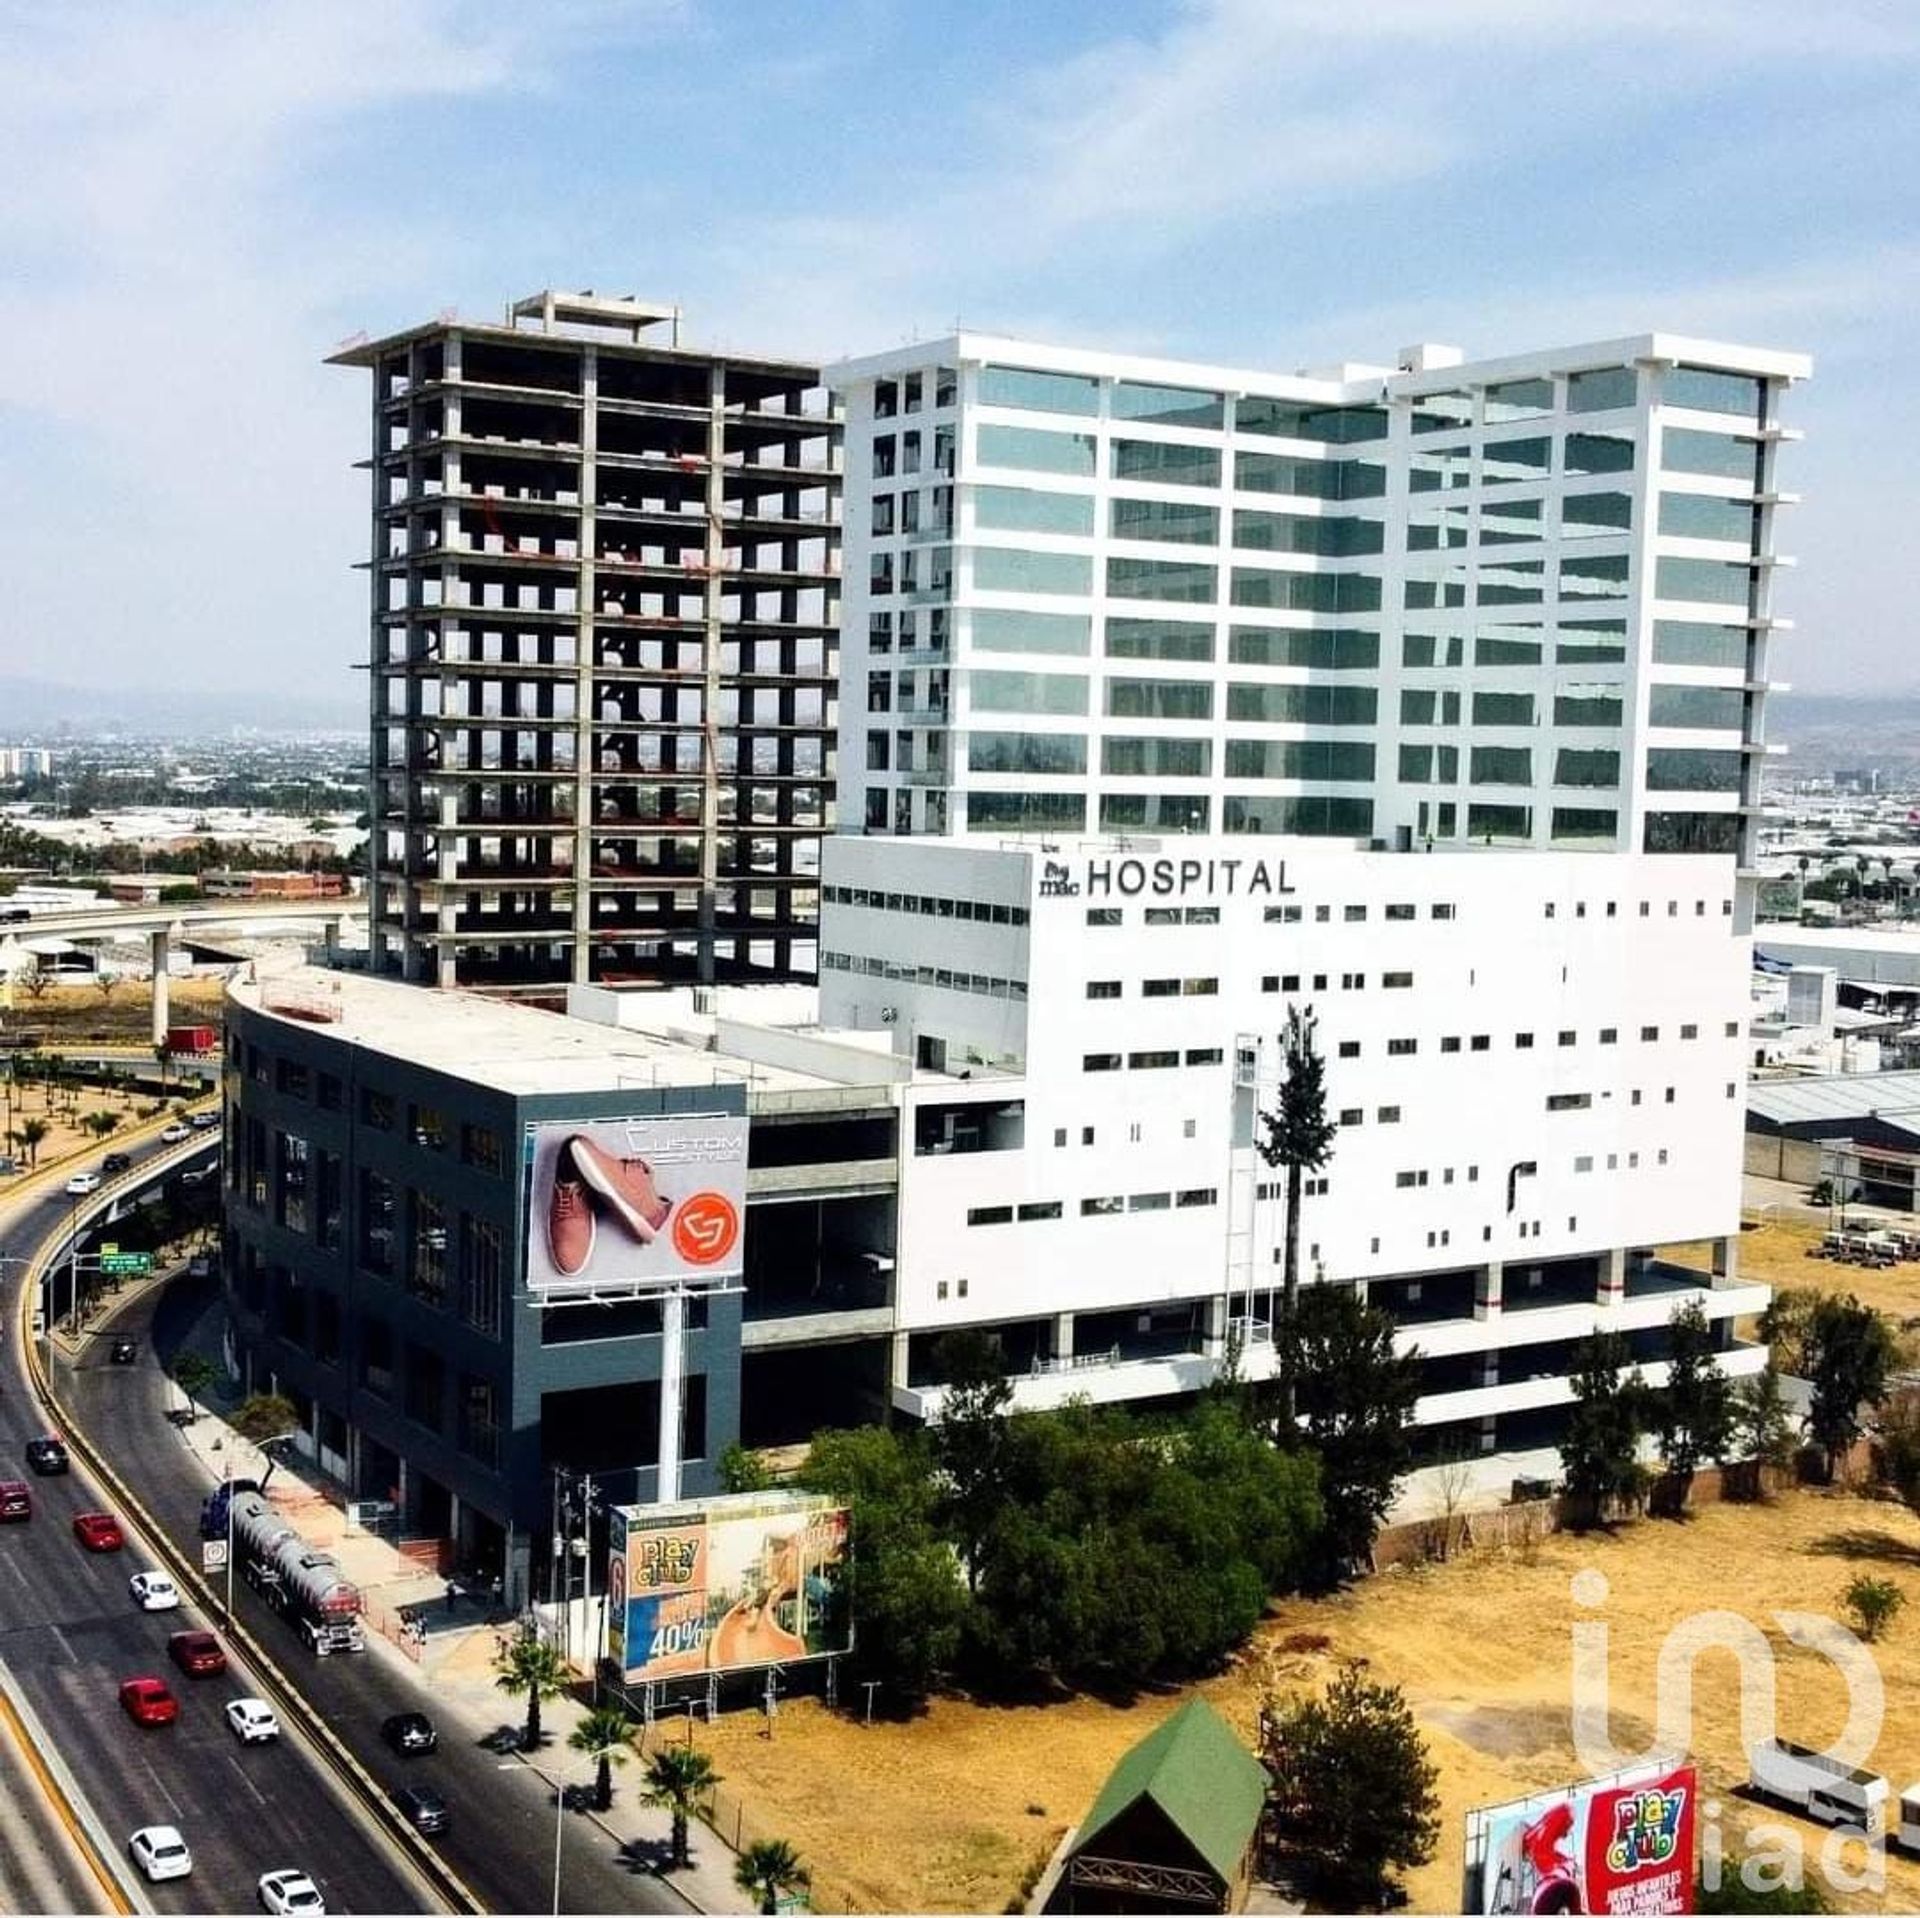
(0, 1480, 30, 1522)
(72, 1511, 124, 1552)
(167, 1629, 226, 1678)
(119, 1677, 179, 1727)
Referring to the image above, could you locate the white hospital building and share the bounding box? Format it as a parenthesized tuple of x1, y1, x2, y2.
(808, 834, 1768, 1450)
(828, 331, 1807, 863)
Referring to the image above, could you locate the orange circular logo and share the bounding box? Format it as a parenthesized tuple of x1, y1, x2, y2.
(672, 1192, 740, 1266)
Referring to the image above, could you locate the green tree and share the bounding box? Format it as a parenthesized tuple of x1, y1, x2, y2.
(641, 1744, 720, 1871)
(966, 1400, 1321, 1689)
(931, 1328, 1012, 1596)
(1256, 1006, 1338, 1426)
(735, 1838, 810, 1915)
(1803, 1293, 1897, 1481)
(169, 1350, 219, 1418)
(1262, 1662, 1440, 1909)
(718, 1442, 775, 1494)
(82, 1109, 119, 1142)
(13, 1116, 49, 1167)
(1286, 1283, 1419, 1583)
(1729, 1360, 1799, 1498)
(230, 1393, 300, 1446)
(1758, 1287, 1819, 1375)
(1697, 1858, 1829, 1912)
(567, 1706, 631, 1812)
(801, 1425, 967, 1706)
(492, 1627, 568, 1750)
(1560, 1331, 1649, 1524)
(1651, 1300, 1734, 1511)
(1841, 1573, 1905, 1642)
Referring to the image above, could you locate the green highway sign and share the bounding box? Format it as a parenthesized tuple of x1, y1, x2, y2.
(99, 1252, 153, 1276)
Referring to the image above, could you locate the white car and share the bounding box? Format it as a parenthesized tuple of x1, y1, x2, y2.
(65, 1171, 103, 1196)
(130, 1825, 192, 1882)
(259, 1870, 325, 1916)
(128, 1571, 181, 1611)
(160, 1122, 192, 1143)
(226, 1697, 281, 1744)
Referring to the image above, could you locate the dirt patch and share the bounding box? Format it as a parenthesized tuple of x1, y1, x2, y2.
(6, 975, 226, 1050)
(686, 1491, 1920, 1913)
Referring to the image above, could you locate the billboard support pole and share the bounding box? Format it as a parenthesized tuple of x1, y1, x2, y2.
(657, 1285, 686, 1504)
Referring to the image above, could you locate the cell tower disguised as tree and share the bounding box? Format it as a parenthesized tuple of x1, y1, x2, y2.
(1257, 1005, 1338, 1426)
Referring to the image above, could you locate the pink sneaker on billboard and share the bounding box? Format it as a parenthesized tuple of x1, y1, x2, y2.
(567, 1135, 672, 1242)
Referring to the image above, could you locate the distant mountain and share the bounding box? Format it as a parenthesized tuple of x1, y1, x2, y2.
(0, 674, 362, 736)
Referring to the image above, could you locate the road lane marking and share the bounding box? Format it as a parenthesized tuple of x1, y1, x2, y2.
(0, 1664, 136, 1914)
(227, 1753, 268, 1808)
(137, 1750, 183, 1819)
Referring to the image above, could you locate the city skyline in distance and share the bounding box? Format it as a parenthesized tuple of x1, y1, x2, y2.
(2, 0, 1916, 700)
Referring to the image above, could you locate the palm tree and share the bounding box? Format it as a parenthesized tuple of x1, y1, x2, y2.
(1255, 1005, 1337, 1426)
(492, 1628, 568, 1750)
(14, 1116, 49, 1167)
(735, 1838, 810, 1916)
(641, 1745, 720, 1871)
(567, 1706, 632, 1812)
(1855, 854, 1872, 896)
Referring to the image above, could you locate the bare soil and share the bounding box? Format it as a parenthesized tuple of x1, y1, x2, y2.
(3, 975, 226, 1050)
(692, 1490, 1920, 1913)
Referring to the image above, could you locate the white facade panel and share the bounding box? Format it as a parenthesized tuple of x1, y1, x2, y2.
(820, 837, 1751, 1380)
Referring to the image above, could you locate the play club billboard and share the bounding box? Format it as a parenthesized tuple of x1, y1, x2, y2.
(1473, 1764, 1696, 1915)
(605, 1491, 850, 1683)
(522, 1112, 747, 1298)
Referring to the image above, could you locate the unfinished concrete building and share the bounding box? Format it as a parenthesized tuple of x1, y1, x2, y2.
(329, 291, 841, 989)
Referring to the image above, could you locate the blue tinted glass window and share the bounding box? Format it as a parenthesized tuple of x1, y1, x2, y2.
(978, 365, 1099, 416)
(973, 485, 1095, 535)
(976, 424, 1097, 476)
(1112, 382, 1224, 428)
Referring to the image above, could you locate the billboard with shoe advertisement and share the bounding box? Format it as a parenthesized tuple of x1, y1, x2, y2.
(1470, 1763, 1697, 1916)
(606, 1491, 850, 1684)
(523, 1112, 748, 1297)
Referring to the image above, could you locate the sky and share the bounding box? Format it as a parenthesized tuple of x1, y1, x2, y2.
(2, 0, 1916, 705)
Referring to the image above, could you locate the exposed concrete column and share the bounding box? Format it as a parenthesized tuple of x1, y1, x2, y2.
(1474, 1261, 1504, 1321)
(1053, 1312, 1074, 1364)
(150, 927, 171, 1047)
(697, 360, 727, 985)
(1711, 1234, 1739, 1282)
(1479, 1415, 1498, 1455)
(1203, 1295, 1228, 1357)
(889, 1330, 910, 1394)
(1598, 1246, 1627, 1307)
(570, 345, 598, 985)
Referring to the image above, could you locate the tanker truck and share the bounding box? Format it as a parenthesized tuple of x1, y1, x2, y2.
(228, 1491, 365, 1655)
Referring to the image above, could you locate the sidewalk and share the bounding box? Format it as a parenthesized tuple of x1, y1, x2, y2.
(165, 1406, 749, 1913)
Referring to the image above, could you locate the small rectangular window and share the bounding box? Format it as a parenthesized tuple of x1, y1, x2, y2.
(1515, 1033, 1535, 1050)
(1440, 1036, 1461, 1054)
(1083, 1053, 1122, 1072)
(1338, 1041, 1361, 1059)
(967, 1205, 1013, 1226)
(1017, 1200, 1063, 1222)
(1086, 980, 1122, 1000)
(1642, 1025, 1659, 1042)
(1377, 1105, 1401, 1123)
(1081, 1195, 1123, 1217)
(1387, 1038, 1418, 1057)
(1547, 1093, 1593, 1112)
(1471, 1035, 1490, 1052)
(1128, 1191, 1172, 1213)
(1382, 971, 1413, 989)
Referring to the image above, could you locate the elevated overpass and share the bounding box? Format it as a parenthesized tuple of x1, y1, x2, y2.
(2, 896, 365, 1044)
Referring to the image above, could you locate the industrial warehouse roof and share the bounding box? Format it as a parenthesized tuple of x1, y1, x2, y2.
(1073, 1697, 1267, 1890)
(229, 963, 847, 1100)
(1747, 1071, 1920, 1133)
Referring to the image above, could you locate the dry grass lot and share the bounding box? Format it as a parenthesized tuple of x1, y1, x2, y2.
(696, 1490, 1920, 1913)
(1667, 1219, 1920, 1329)
(5, 974, 226, 1049)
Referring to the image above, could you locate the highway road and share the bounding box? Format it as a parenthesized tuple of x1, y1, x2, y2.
(51, 1233, 692, 1909)
(0, 1136, 439, 1916)
(0, 1682, 110, 1913)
